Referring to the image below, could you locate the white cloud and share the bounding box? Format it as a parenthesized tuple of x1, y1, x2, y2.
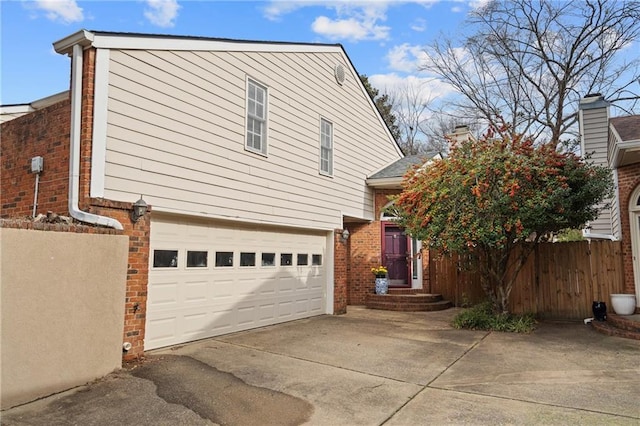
(312, 15, 390, 41)
(385, 43, 429, 73)
(144, 0, 180, 28)
(451, 6, 462, 13)
(410, 18, 427, 32)
(263, 1, 308, 21)
(468, 0, 491, 11)
(33, 0, 83, 24)
(370, 73, 455, 104)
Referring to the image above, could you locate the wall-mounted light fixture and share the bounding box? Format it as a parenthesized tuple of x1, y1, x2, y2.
(132, 195, 148, 222)
(340, 229, 350, 242)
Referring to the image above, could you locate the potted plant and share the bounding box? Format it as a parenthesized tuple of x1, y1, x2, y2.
(371, 266, 388, 295)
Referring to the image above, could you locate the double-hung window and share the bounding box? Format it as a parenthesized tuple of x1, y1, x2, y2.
(320, 118, 333, 176)
(246, 79, 268, 154)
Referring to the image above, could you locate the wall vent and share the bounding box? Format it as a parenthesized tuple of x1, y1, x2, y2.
(334, 64, 346, 85)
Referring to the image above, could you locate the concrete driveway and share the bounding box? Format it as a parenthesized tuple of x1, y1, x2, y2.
(2, 307, 639, 425)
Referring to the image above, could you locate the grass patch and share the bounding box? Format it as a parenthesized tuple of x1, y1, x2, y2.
(453, 301, 537, 333)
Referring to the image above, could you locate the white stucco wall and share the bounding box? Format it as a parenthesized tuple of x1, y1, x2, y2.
(0, 228, 128, 409)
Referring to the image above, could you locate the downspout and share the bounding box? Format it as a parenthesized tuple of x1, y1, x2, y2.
(69, 44, 123, 230)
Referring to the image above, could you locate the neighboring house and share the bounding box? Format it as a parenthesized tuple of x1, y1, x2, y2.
(1, 30, 436, 359)
(0, 91, 69, 124)
(579, 94, 640, 309)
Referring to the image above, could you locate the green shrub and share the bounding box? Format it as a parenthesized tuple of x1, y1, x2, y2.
(453, 301, 536, 333)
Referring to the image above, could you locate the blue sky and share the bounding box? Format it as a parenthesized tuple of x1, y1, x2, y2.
(0, 0, 483, 105)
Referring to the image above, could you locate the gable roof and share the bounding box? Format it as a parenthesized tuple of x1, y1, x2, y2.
(366, 153, 441, 188)
(610, 115, 640, 142)
(609, 114, 640, 167)
(52, 29, 404, 158)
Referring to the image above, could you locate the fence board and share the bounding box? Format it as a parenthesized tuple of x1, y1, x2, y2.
(428, 240, 624, 319)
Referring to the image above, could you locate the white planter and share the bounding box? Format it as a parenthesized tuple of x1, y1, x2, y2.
(610, 294, 637, 316)
(375, 277, 388, 295)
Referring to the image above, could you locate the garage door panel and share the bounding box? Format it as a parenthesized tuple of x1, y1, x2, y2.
(148, 280, 179, 308)
(146, 215, 328, 350)
(210, 279, 235, 299)
(184, 280, 208, 303)
(182, 311, 208, 337)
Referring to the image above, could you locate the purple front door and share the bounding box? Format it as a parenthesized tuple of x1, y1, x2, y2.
(383, 224, 409, 286)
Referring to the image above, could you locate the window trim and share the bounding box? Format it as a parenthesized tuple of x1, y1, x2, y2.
(245, 77, 269, 156)
(319, 117, 334, 176)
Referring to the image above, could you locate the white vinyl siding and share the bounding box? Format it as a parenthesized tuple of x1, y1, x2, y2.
(246, 79, 267, 155)
(579, 105, 615, 237)
(101, 48, 402, 230)
(320, 118, 333, 176)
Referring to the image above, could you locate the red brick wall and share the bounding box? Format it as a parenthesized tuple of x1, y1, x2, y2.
(77, 48, 150, 359)
(1, 98, 71, 218)
(617, 164, 640, 296)
(346, 189, 432, 305)
(88, 199, 150, 360)
(333, 230, 348, 314)
(348, 190, 392, 304)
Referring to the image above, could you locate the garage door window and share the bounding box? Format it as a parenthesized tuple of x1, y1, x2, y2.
(262, 252, 275, 267)
(281, 253, 293, 266)
(187, 251, 208, 268)
(215, 251, 234, 267)
(312, 254, 322, 265)
(297, 254, 308, 266)
(240, 252, 256, 267)
(153, 250, 178, 268)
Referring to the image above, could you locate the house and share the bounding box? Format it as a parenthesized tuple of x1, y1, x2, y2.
(0, 91, 69, 124)
(1, 30, 438, 359)
(579, 94, 640, 311)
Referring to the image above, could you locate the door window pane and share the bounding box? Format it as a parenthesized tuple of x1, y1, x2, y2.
(281, 253, 293, 266)
(262, 252, 275, 267)
(187, 251, 208, 268)
(153, 250, 178, 268)
(297, 253, 308, 266)
(312, 254, 322, 265)
(240, 252, 256, 267)
(215, 251, 234, 267)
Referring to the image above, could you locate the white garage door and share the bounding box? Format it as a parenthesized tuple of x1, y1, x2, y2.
(145, 214, 328, 350)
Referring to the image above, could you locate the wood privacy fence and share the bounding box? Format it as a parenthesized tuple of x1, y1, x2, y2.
(428, 240, 625, 319)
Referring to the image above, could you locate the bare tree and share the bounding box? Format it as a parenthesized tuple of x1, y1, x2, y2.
(387, 81, 434, 155)
(423, 107, 484, 153)
(422, 0, 640, 146)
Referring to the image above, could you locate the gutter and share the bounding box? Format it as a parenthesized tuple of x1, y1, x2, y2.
(68, 43, 123, 230)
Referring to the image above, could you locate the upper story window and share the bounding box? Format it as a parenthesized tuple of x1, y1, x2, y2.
(246, 79, 268, 155)
(320, 118, 333, 176)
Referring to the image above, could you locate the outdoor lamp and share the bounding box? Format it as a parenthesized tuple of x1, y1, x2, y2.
(132, 195, 148, 222)
(341, 229, 350, 242)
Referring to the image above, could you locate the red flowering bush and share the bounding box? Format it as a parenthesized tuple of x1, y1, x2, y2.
(392, 127, 612, 314)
